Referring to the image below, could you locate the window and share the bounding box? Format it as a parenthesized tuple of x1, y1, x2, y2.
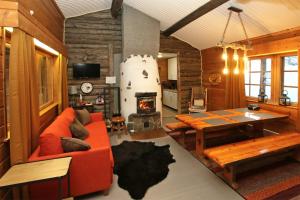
(36, 51, 54, 109)
(282, 55, 298, 103)
(245, 58, 272, 98)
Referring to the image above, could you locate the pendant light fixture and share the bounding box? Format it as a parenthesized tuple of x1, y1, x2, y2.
(217, 6, 251, 75)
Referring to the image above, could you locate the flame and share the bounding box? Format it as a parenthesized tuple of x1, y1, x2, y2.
(139, 100, 154, 111)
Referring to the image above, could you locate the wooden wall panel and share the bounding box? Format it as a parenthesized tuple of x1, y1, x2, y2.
(202, 47, 226, 111)
(17, 0, 64, 42)
(160, 34, 201, 113)
(65, 10, 122, 115)
(157, 59, 168, 82)
(0, 0, 67, 55)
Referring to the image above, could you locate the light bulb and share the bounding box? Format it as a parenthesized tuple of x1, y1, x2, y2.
(222, 53, 228, 60)
(234, 67, 239, 74)
(223, 67, 229, 74)
(222, 47, 227, 60)
(233, 49, 238, 61)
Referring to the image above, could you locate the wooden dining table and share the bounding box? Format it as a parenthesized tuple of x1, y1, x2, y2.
(176, 108, 289, 158)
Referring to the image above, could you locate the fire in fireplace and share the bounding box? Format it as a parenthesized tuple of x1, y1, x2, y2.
(135, 92, 157, 114)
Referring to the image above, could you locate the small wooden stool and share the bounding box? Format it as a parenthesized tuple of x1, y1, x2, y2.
(111, 116, 127, 135)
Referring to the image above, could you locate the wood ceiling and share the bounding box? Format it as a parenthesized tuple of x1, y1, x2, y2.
(55, 0, 300, 50)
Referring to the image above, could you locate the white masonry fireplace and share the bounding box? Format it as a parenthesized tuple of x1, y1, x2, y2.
(120, 55, 162, 132)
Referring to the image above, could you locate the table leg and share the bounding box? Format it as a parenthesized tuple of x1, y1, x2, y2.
(68, 171, 71, 197)
(58, 177, 62, 200)
(196, 129, 205, 158)
(252, 121, 264, 138)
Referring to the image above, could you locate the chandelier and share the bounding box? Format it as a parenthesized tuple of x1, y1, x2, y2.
(217, 6, 251, 75)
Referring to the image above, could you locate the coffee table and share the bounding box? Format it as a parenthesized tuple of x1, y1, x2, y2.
(0, 157, 72, 200)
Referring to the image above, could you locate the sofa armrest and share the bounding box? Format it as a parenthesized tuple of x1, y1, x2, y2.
(29, 147, 113, 195)
(90, 112, 104, 122)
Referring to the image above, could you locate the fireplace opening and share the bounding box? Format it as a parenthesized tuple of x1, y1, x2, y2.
(135, 92, 157, 114)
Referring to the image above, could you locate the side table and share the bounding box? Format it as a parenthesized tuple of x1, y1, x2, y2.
(0, 157, 72, 200)
(111, 116, 127, 135)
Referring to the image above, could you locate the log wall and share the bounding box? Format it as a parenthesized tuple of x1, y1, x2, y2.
(65, 10, 122, 114)
(160, 34, 201, 113)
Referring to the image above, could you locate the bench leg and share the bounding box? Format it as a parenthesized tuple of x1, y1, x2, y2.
(293, 147, 300, 162)
(223, 165, 238, 189)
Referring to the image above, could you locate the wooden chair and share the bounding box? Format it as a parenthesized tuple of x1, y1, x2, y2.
(188, 87, 207, 113)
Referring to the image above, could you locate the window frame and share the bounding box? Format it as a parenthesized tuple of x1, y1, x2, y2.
(245, 55, 272, 100)
(36, 49, 55, 111)
(280, 53, 298, 105)
(245, 52, 298, 107)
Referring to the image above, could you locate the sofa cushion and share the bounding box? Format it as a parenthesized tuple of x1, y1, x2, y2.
(69, 119, 89, 140)
(61, 137, 91, 152)
(76, 109, 91, 125)
(39, 133, 64, 156)
(39, 108, 76, 156)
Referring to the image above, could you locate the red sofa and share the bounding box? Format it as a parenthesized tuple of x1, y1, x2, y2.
(29, 108, 114, 199)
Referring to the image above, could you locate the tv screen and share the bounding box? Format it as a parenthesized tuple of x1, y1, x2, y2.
(73, 63, 100, 78)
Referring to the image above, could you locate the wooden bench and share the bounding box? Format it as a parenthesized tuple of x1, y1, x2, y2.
(165, 122, 193, 146)
(204, 133, 300, 188)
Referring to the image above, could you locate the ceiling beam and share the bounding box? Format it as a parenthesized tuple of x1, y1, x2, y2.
(111, 0, 123, 18)
(163, 0, 229, 36)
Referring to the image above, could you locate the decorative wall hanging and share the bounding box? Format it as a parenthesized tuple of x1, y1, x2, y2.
(142, 70, 148, 78)
(127, 81, 132, 89)
(208, 73, 222, 85)
(217, 6, 252, 75)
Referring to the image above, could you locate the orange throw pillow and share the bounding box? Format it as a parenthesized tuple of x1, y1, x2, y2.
(39, 133, 64, 156)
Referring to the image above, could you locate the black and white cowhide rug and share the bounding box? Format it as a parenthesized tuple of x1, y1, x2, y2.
(112, 141, 176, 199)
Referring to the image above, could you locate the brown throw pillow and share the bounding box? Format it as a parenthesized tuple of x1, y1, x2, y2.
(61, 137, 91, 153)
(69, 118, 89, 140)
(75, 109, 91, 125)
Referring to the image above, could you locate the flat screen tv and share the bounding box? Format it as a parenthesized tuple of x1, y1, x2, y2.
(73, 63, 100, 78)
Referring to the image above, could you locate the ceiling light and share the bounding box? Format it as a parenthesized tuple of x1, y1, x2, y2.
(217, 7, 251, 75)
(34, 38, 59, 56)
(157, 53, 163, 58)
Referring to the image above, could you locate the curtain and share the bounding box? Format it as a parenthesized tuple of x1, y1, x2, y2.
(55, 55, 68, 113)
(9, 29, 40, 162)
(61, 56, 69, 111)
(9, 29, 39, 199)
(225, 52, 246, 109)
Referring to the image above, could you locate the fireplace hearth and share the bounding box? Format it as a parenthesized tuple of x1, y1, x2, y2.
(136, 92, 157, 114)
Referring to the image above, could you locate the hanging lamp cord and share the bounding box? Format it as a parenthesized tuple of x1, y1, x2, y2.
(220, 10, 232, 43)
(220, 10, 251, 47)
(238, 13, 251, 46)
(200, 50, 203, 87)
